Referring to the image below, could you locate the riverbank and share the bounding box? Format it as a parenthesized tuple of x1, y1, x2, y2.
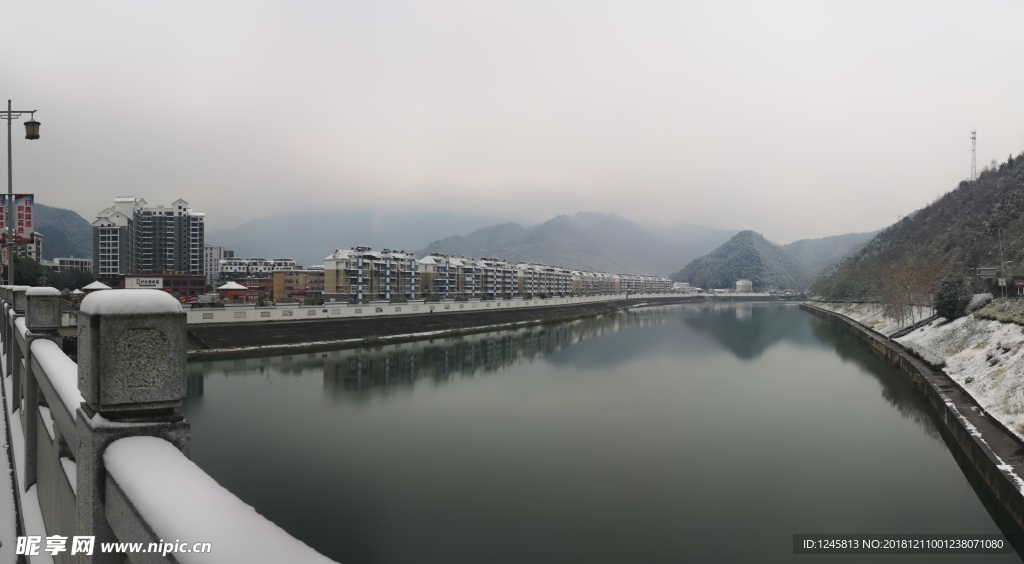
(811, 301, 1024, 440)
(188, 295, 709, 360)
(803, 302, 1024, 536)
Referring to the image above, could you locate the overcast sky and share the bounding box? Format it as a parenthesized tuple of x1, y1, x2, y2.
(2, 0, 1023, 243)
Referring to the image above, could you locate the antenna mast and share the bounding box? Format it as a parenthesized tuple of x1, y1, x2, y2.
(971, 130, 977, 181)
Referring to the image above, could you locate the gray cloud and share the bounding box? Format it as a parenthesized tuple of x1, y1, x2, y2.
(2, 0, 1023, 243)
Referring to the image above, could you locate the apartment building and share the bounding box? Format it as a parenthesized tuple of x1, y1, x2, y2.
(272, 268, 326, 302)
(417, 254, 478, 298)
(216, 256, 301, 283)
(323, 247, 419, 303)
(92, 197, 205, 277)
(477, 258, 516, 299)
(204, 245, 234, 286)
(50, 256, 92, 272)
(9, 232, 43, 263)
(322, 248, 670, 303)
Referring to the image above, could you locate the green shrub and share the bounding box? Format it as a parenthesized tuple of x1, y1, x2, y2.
(934, 275, 970, 320)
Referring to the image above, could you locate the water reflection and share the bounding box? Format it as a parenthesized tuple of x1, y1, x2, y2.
(183, 303, 1023, 564)
(808, 317, 940, 439)
(679, 302, 819, 360)
(808, 315, 1024, 560)
(188, 307, 675, 403)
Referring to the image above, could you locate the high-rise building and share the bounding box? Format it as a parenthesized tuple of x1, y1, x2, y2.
(203, 245, 234, 286)
(91, 197, 205, 277)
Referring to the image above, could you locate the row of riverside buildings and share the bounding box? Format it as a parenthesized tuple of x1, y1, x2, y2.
(320, 247, 672, 303)
(89, 197, 672, 303)
(203, 248, 670, 304)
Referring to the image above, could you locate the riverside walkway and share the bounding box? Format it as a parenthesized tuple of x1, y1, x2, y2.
(0, 285, 337, 563)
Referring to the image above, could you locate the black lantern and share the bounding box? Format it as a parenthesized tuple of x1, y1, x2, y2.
(24, 114, 40, 140)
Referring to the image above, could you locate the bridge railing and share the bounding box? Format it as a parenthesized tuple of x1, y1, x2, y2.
(0, 285, 335, 563)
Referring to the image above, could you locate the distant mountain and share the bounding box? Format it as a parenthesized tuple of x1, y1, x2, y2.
(419, 212, 738, 275)
(673, 230, 810, 290)
(206, 209, 506, 267)
(780, 231, 880, 279)
(672, 229, 879, 291)
(35, 203, 93, 260)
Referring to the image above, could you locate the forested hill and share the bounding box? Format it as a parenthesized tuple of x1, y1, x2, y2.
(780, 231, 880, 278)
(672, 230, 811, 290)
(36, 203, 93, 260)
(811, 152, 1024, 299)
(672, 229, 879, 291)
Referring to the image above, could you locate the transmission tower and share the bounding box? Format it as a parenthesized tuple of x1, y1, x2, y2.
(971, 130, 977, 181)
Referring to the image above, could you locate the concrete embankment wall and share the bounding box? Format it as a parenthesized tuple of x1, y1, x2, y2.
(801, 303, 1024, 534)
(189, 295, 713, 359)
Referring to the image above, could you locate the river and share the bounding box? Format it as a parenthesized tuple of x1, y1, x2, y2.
(183, 303, 1022, 563)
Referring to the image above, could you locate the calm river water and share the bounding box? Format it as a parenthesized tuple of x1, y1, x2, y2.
(183, 303, 1023, 563)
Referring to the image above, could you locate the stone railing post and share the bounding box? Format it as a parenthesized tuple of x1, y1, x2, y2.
(21, 287, 63, 490)
(10, 286, 29, 420)
(74, 289, 191, 564)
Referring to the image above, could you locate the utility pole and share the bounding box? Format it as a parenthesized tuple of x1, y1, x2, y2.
(971, 130, 977, 181)
(1000, 226, 1006, 298)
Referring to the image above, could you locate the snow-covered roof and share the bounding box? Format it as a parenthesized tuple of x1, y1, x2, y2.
(217, 282, 248, 290)
(82, 281, 112, 291)
(325, 249, 353, 261)
(71, 289, 84, 295)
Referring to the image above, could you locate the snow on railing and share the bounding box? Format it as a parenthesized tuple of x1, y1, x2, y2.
(0, 286, 338, 563)
(105, 437, 334, 563)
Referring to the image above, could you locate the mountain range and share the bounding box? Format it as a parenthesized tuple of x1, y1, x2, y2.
(206, 209, 506, 267)
(206, 209, 740, 274)
(418, 212, 738, 275)
(673, 229, 879, 291)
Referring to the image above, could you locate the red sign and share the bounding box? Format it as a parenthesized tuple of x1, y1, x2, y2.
(0, 194, 34, 243)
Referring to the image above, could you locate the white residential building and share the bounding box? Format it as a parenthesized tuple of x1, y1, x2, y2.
(92, 197, 205, 277)
(203, 245, 234, 286)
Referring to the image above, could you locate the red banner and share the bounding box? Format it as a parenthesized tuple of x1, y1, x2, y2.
(0, 194, 35, 243)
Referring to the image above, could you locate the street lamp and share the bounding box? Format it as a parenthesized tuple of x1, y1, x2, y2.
(1, 100, 41, 286)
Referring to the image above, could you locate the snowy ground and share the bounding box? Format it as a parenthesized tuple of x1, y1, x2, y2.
(810, 302, 933, 337)
(812, 301, 1024, 440)
(898, 315, 1024, 438)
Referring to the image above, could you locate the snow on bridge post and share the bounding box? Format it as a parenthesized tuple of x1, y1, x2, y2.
(9, 286, 29, 429)
(21, 287, 63, 491)
(75, 289, 191, 563)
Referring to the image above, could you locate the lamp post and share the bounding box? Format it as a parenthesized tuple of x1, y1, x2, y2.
(1, 100, 41, 286)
